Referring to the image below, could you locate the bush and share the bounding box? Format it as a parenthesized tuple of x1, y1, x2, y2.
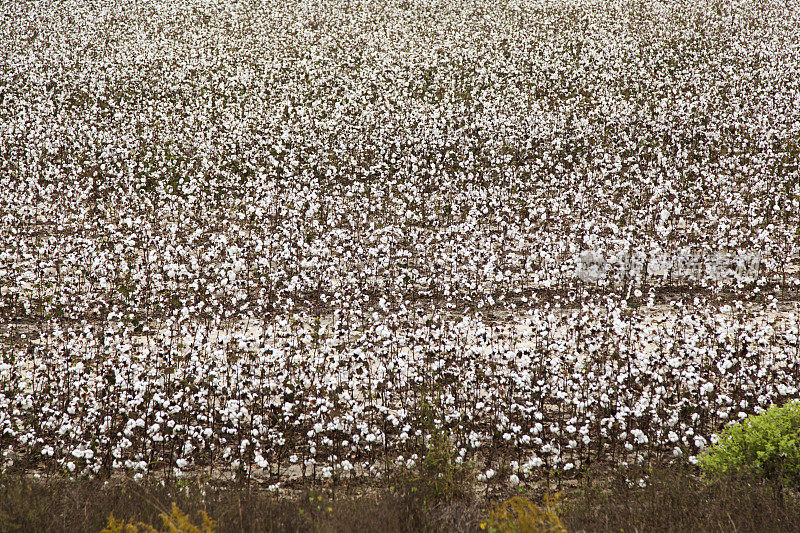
(481, 495, 567, 533)
(700, 400, 800, 485)
(101, 504, 217, 533)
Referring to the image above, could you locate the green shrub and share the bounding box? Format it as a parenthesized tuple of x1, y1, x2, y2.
(699, 400, 800, 485)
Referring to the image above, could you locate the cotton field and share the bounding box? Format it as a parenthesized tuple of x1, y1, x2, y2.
(1, 0, 799, 488)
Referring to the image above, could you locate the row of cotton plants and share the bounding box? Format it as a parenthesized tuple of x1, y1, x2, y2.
(1, 298, 798, 485)
(1, 0, 799, 486)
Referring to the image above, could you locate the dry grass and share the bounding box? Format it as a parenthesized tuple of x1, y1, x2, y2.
(564, 464, 800, 532)
(1, 465, 798, 532)
(0, 475, 482, 533)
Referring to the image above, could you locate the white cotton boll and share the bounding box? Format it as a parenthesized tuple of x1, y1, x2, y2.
(509, 474, 520, 485)
(255, 454, 269, 469)
(524, 456, 543, 471)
